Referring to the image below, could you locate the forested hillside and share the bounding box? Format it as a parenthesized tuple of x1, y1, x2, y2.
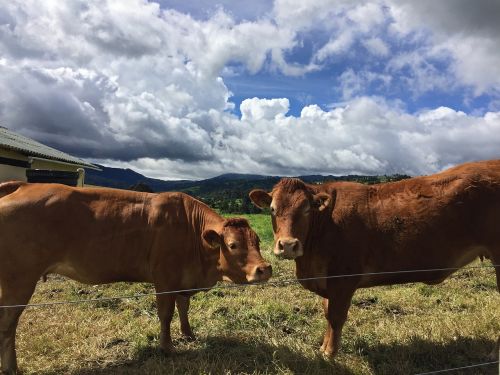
(86, 166, 410, 213)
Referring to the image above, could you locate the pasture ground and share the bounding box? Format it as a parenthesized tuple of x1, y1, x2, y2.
(12, 214, 500, 374)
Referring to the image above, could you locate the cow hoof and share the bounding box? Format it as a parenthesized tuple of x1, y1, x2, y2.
(321, 347, 338, 359)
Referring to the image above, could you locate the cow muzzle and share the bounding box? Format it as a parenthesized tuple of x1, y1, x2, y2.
(275, 237, 303, 259)
(247, 263, 272, 283)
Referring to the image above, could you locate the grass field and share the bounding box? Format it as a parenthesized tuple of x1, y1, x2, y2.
(12, 214, 500, 374)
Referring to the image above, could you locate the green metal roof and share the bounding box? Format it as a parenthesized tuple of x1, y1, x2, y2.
(0, 126, 99, 170)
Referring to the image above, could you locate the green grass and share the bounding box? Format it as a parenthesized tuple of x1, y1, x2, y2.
(11, 214, 500, 374)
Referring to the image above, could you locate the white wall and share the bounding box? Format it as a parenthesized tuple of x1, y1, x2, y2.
(0, 164, 27, 182)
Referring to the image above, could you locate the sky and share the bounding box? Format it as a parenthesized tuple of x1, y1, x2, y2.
(1, 0, 500, 180)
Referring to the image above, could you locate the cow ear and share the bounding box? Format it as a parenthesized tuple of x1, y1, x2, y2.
(249, 189, 272, 209)
(202, 229, 222, 249)
(312, 192, 331, 211)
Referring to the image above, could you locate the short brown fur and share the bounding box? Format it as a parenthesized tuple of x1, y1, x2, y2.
(0, 183, 271, 373)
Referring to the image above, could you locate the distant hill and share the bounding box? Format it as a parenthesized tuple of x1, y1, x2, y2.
(85, 165, 410, 213)
(86, 165, 194, 191)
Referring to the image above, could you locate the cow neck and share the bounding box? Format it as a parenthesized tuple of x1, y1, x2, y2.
(298, 210, 329, 257)
(189, 199, 225, 283)
(296, 188, 336, 279)
(305, 185, 333, 254)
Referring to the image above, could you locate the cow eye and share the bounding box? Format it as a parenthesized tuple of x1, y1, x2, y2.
(270, 206, 276, 215)
(228, 242, 237, 250)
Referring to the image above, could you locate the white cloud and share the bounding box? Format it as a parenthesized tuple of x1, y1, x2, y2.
(338, 69, 363, 100)
(346, 2, 386, 33)
(445, 36, 500, 96)
(338, 69, 392, 100)
(0, 0, 300, 163)
(107, 96, 500, 180)
(362, 37, 389, 57)
(1, 0, 500, 181)
(314, 30, 354, 62)
(273, 0, 345, 30)
(240, 98, 290, 121)
(386, 49, 455, 96)
(387, 0, 500, 95)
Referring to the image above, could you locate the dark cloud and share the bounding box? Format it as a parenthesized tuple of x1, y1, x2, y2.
(390, 0, 500, 38)
(0, 64, 214, 162)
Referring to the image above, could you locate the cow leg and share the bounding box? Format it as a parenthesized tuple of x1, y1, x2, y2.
(493, 254, 500, 293)
(0, 279, 37, 374)
(175, 295, 195, 340)
(488, 252, 499, 360)
(155, 294, 176, 354)
(322, 285, 356, 357)
(320, 298, 332, 352)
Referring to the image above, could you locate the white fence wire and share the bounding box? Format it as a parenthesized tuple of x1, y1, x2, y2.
(414, 360, 499, 374)
(0, 263, 497, 309)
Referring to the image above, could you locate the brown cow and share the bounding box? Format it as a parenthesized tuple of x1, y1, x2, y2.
(0, 182, 271, 374)
(249, 159, 500, 357)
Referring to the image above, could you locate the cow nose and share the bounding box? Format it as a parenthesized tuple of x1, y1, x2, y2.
(251, 264, 272, 282)
(276, 238, 298, 254)
(279, 238, 298, 251)
(275, 238, 302, 259)
(277, 240, 285, 251)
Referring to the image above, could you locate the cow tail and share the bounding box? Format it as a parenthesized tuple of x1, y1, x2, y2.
(0, 180, 26, 199)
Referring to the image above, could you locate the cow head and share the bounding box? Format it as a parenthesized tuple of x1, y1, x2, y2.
(249, 178, 331, 259)
(202, 218, 272, 283)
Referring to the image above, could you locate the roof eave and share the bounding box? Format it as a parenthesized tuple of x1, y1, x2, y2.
(28, 156, 101, 171)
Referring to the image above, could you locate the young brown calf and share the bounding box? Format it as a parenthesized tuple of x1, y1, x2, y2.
(0, 182, 271, 374)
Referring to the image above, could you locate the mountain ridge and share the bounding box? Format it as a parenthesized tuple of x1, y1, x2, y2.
(85, 165, 411, 213)
(86, 164, 410, 191)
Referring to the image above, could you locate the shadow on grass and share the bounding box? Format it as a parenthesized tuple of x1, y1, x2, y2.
(51, 336, 354, 375)
(358, 336, 498, 375)
(39, 336, 498, 375)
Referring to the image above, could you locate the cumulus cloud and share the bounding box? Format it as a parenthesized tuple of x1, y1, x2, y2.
(1, 0, 500, 180)
(107, 97, 500, 179)
(0, 0, 295, 162)
(240, 98, 290, 121)
(387, 0, 500, 95)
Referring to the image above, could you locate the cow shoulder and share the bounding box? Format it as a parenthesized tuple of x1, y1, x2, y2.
(148, 192, 189, 227)
(328, 182, 368, 218)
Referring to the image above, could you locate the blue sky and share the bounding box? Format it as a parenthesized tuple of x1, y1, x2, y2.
(1, 0, 500, 179)
(220, 6, 496, 117)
